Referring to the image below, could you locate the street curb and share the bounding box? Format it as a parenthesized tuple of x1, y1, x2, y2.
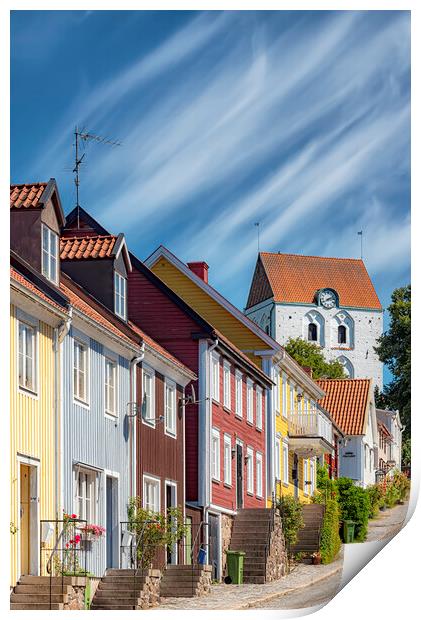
(235, 564, 343, 610)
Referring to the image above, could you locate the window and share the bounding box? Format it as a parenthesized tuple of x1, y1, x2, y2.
(165, 379, 176, 436)
(223, 434, 232, 486)
(74, 340, 88, 402)
(211, 429, 220, 481)
(282, 374, 287, 417)
(275, 438, 281, 481)
(310, 459, 315, 495)
(105, 358, 117, 415)
(256, 386, 263, 430)
(142, 367, 155, 426)
(235, 371, 243, 417)
(246, 448, 254, 494)
(143, 475, 160, 513)
(282, 440, 289, 484)
(76, 469, 97, 522)
(308, 323, 318, 341)
(223, 361, 231, 409)
(18, 321, 36, 392)
(338, 325, 347, 344)
(42, 224, 58, 283)
(211, 354, 220, 402)
(246, 379, 254, 424)
(114, 272, 127, 320)
(289, 382, 295, 416)
(256, 453, 263, 498)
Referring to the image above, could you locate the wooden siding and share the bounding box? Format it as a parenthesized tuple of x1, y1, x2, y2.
(150, 257, 265, 366)
(62, 326, 131, 577)
(10, 304, 57, 586)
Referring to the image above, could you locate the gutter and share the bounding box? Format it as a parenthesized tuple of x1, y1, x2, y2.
(203, 337, 218, 564)
(130, 344, 145, 498)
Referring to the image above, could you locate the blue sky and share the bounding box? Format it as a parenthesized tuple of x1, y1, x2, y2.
(11, 10, 410, 378)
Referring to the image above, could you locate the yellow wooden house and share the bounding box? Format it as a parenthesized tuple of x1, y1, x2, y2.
(145, 248, 333, 506)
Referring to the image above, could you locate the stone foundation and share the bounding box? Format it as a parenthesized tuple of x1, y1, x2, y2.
(196, 565, 212, 596)
(137, 569, 161, 609)
(265, 512, 288, 581)
(62, 576, 94, 610)
(220, 514, 234, 577)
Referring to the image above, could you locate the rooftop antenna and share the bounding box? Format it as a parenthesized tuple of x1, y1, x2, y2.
(254, 222, 261, 253)
(357, 230, 363, 259)
(73, 126, 122, 228)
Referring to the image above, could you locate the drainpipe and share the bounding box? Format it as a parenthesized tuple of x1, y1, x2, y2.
(54, 309, 72, 519)
(203, 338, 218, 565)
(130, 344, 145, 499)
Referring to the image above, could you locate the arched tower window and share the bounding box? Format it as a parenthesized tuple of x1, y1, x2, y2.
(308, 323, 318, 341)
(338, 356, 354, 378)
(338, 325, 347, 344)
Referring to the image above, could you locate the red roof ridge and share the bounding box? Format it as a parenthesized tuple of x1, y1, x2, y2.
(260, 251, 364, 263)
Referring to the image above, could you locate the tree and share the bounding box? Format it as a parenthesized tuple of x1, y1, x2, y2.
(374, 285, 411, 465)
(284, 337, 346, 380)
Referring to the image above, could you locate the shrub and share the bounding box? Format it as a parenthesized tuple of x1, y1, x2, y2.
(277, 495, 304, 553)
(392, 470, 410, 502)
(319, 498, 341, 564)
(335, 478, 370, 542)
(366, 484, 383, 518)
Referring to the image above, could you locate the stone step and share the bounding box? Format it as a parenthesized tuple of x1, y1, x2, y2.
(105, 569, 140, 576)
(97, 582, 145, 591)
(161, 574, 203, 583)
(94, 589, 143, 599)
(14, 584, 71, 594)
(165, 564, 210, 570)
(10, 603, 64, 610)
(243, 575, 266, 584)
(91, 603, 140, 610)
(101, 576, 148, 584)
(18, 576, 76, 585)
(92, 595, 141, 606)
(10, 593, 68, 604)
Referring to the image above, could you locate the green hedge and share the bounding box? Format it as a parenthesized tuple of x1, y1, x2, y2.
(319, 498, 341, 563)
(335, 478, 370, 542)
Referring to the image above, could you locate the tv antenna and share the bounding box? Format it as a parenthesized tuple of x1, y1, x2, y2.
(254, 222, 261, 253)
(357, 230, 363, 259)
(73, 126, 122, 228)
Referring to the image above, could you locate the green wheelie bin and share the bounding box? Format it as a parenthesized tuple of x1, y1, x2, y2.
(225, 550, 245, 584)
(343, 520, 356, 543)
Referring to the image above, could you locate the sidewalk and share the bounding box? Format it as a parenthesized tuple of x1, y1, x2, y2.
(365, 501, 408, 542)
(153, 549, 344, 610)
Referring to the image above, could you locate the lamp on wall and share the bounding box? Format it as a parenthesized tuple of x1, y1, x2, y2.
(296, 390, 303, 402)
(244, 454, 250, 464)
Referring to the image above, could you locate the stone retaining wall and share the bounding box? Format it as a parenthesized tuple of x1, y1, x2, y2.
(265, 513, 287, 582)
(137, 569, 161, 609)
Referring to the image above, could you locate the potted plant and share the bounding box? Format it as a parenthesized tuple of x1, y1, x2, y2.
(78, 524, 106, 551)
(311, 551, 322, 565)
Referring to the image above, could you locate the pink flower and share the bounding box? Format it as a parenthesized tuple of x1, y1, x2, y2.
(71, 513, 77, 519)
(74, 534, 81, 544)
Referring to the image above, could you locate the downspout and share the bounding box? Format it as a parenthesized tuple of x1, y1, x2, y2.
(55, 308, 72, 519)
(130, 344, 145, 499)
(203, 338, 218, 564)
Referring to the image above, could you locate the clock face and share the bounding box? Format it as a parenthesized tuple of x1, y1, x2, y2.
(319, 290, 336, 309)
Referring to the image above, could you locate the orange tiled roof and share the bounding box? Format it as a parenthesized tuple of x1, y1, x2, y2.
(213, 328, 271, 384)
(317, 378, 371, 435)
(258, 252, 382, 310)
(60, 236, 117, 260)
(10, 183, 47, 209)
(10, 266, 68, 313)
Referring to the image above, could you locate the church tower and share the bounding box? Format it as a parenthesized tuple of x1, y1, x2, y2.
(245, 252, 383, 389)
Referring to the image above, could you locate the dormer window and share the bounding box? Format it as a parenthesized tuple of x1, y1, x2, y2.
(42, 224, 58, 283)
(114, 271, 127, 320)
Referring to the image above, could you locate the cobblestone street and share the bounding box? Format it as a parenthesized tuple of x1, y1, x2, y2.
(365, 501, 408, 542)
(152, 549, 344, 610)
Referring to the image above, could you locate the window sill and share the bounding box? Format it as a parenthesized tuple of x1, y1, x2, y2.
(256, 426, 263, 433)
(256, 494, 264, 500)
(105, 412, 118, 421)
(246, 420, 254, 427)
(223, 406, 231, 414)
(142, 419, 156, 429)
(164, 429, 177, 439)
(282, 482, 289, 488)
(18, 386, 38, 399)
(234, 413, 243, 421)
(74, 398, 89, 409)
(246, 491, 254, 497)
(212, 398, 220, 405)
(223, 482, 232, 489)
(212, 478, 221, 484)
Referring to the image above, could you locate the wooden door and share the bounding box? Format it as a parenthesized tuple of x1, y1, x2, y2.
(20, 464, 30, 575)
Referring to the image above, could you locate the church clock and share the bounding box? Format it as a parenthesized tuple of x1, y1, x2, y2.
(319, 289, 337, 309)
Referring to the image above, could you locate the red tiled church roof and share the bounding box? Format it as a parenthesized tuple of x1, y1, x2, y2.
(317, 378, 372, 435)
(250, 252, 381, 310)
(60, 236, 117, 260)
(10, 183, 47, 209)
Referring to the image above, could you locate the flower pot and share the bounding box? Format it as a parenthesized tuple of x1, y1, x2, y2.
(312, 554, 322, 565)
(80, 539, 93, 552)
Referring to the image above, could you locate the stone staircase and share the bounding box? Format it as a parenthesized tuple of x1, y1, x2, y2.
(90, 568, 161, 610)
(10, 576, 71, 610)
(229, 508, 286, 584)
(159, 564, 212, 598)
(290, 504, 325, 556)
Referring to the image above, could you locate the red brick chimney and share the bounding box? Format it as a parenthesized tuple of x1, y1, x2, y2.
(302, 366, 313, 378)
(187, 261, 209, 283)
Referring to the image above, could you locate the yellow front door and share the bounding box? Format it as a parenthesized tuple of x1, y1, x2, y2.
(20, 464, 30, 575)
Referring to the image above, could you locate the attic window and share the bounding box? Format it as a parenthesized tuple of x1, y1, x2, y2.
(114, 271, 127, 320)
(42, 224, 58, 283)
(308, 323, 318, 341)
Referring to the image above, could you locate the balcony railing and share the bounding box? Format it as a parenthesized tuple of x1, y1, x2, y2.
(287, 408, 333, 446)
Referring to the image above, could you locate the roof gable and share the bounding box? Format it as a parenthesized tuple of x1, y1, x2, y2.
(10, 179, 65, 227)
(246, 254, 274, 309)
(60, 233, 132, 271)
(63, 206, 110, 237)
(317, 378, 372, 435)
(255, 252, 382, 310)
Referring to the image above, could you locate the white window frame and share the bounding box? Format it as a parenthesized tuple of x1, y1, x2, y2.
(164, 378, 177, 437)
(256, 452, 263, 498)
(211, 428, 220, 481)
(73, 339, 89, 405)
(17, 318, 37, 394)
(246, 447, 254, 494)
(142, 365, 156, 427)
(104, 357, 117, 416)
(246, 378, 254, 425)
(143, 474, 161, 513)
(75, 468, 97, 522)
(223, 434, 232, 486)
(275, 437, 281, 481)
(223, 361, 231, 410)
(282, 373, 287, 418)
(256, 386, 263, 430)
(235, 370, 243, 417)
(114, 271, 127, 320)
(310, 459, 315, 495)
(211, 353, 220, 402)
(274, 371, 280, 415)
(282, 439, 289, 485)
(289, 382, 295, 416)
(41, 223, 58, 284)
